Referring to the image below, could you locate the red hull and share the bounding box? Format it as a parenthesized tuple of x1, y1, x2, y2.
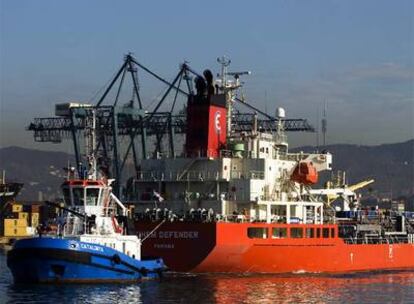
(135, 222, 414, 273)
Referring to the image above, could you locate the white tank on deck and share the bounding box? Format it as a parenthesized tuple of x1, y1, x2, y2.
(276, 107, 285, 119)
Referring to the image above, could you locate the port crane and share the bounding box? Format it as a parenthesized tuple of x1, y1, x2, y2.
(27, 54, 315, 198)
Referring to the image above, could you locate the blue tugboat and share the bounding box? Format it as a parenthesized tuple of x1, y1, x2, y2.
(7, 111, 165, 283)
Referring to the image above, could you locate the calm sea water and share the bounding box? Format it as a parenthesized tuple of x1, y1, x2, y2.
(1, 251, 414, 304)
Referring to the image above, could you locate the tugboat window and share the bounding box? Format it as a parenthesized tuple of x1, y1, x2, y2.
(72, 188, 85, 206)
(86, 188, 100, 206)
(272, 228, 287, 238)
(247, 227, 268, 239)
(62, 188, 71, 205)
(323, 228, 330, 238)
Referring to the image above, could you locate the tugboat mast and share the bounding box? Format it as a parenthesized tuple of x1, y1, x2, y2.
(84, 109, 97, 180)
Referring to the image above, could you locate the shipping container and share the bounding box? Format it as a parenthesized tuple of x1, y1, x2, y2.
(4, 226, 27, 237)
(12, 204, 23, 213)
(4, 218, 27, 228)
(31, 212, 39, 227)
(18, 212, 29, 220)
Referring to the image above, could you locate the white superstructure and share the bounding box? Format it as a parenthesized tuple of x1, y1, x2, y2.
(128, 60, 333, 225)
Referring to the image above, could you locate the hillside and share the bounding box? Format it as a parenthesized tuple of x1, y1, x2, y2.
(292, 139, 414, 197)
(0, 140, 413, 201)
(0, 146, 74, 200)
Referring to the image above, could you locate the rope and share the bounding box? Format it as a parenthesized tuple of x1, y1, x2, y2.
(87, 67, 121, 104)
(141, 219, 166, 243)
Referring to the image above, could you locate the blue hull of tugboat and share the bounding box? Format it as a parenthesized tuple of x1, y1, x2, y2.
(7, 237, 165, 284)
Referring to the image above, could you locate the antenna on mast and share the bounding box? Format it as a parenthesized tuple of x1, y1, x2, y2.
(217, 56, 231, 90)
(321, 101, 327, 146)
(216, 56, 251, 137)
(316, 104, 320, 149)
(85, 109, 97, 180)
(217, 56, 232, 136)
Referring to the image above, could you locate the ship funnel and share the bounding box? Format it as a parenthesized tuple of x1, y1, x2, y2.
(203, 69, 215, 97)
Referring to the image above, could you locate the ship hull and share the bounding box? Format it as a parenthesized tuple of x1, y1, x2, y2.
(136, 221, 414, 273)
(7, 237, 164, 283)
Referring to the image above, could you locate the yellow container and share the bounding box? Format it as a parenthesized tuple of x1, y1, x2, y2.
(4, 226, 27, 237)
(4, 218, 27, 228)
(31, 218, 39, 227)
(12, 204, 23, 213)
(31, 212, 39, 226)
(18, 212, 29, 220)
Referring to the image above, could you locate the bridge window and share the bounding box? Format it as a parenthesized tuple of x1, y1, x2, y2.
(72, 188, 85, 206)
(247, 227, 268, 239)
(305, 228, 314, 238)
(290, 228, 303, 238)
(323, 228, 330, 238)
(331, 228, 335, 238)
(272, 227, 287, 238)
(62, 188, 71, 205)
(86, 188, 100, 206)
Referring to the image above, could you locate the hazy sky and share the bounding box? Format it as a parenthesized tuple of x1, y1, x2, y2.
(0, 0, 413, 151)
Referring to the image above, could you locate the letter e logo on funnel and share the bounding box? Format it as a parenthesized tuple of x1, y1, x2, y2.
(215, 111, 221, 133)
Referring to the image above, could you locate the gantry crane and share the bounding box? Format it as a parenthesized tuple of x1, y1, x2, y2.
(27, 54, 315, 198)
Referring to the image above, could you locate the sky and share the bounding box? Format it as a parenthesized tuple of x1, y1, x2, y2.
(0, 0, 413, 151)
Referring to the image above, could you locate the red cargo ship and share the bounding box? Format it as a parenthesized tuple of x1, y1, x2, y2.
(136, 221, 414, 273)
(128, 58, 414, 273)
(26, 55, 414, 274)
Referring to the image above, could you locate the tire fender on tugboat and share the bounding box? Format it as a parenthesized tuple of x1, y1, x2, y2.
(112, 254, 121, 264)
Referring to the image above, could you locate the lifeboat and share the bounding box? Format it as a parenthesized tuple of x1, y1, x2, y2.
(291, 162, 318, 185)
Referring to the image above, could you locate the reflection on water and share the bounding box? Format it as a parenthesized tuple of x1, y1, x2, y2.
(210, 271, 414, 304)
(1, 251, 413, 303)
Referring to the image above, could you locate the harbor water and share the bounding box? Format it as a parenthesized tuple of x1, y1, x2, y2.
(1, 251, 413, 304)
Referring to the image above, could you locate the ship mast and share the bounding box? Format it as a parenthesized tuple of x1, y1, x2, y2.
(217, 56, 232, 136)
(216, 56, 251, 138)
(85, 109, 97, 180)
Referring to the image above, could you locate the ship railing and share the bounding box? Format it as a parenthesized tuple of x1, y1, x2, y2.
(283, 153, 313, 162)
(63, 215, 80, 236)
(274, 133, 288, 144)
(343, 235, 411, 245)
(136, 170, 265, 182)
(181, 170, 220, 181)
(230, 170, 265, 179)
(216, 214, 254, 223)
(216, 214, 322, 224)
(135, 169, 265, 181)
(135, 170, 225, 181)
(216, 214, 275, 223)
(219, 149, 250, 158)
